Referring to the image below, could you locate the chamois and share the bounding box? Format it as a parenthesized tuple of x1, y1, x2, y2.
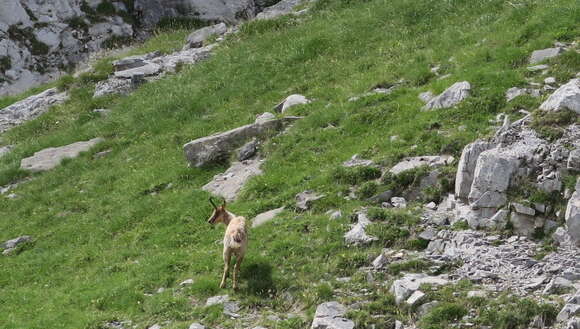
(207, 197, 248, 290)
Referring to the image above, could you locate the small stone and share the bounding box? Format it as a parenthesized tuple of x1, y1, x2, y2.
(274, 94, 310, 113)
(527, 64, 549, 72)
(255, 112, 276, 124)
(425, 202, 437, 210)
(529, 47, 564, 64)
(512, 202, 535, 216)
(296, 191, 324, 211)
(252, 207, 285, 228)
(545, 77, 556, 84)
(326, 210, 342, 220)
(372, 253, 388, 269)
(179, 279, 194, 286)
(238, 138, 259, 161)
(467, 290, 487, 298)
(188, 323, 205, 329)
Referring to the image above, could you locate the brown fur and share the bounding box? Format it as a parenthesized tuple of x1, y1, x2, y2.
(207, 199, 248, 290)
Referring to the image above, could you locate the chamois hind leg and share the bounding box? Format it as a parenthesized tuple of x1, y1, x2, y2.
(220, 249, 232, 289)
(232, 253, 244, 290)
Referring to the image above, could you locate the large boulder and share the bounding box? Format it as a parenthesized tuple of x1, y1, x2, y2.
(183, 116, 301, 167)
(423, 81, 471, 110)
(20, 138, 104, 172)
(565, 178, 580, 246)
(539, 79, 580, 114)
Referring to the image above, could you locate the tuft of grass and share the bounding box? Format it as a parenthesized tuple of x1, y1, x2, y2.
(530, 108, 579, 141)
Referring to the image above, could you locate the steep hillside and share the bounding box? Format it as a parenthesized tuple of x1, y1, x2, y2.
(0, 1, 579, 329)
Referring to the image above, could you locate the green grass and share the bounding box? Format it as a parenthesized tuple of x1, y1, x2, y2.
(0, 0, 579, 328)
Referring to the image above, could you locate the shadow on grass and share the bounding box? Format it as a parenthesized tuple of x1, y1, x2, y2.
(241, 260, 275, 297)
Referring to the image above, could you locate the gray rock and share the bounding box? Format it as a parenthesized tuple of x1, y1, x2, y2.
(202, 159, 263, 202)
(185, 23, 228, 49)
(257, 0, 303, 20)
(93, 78, 134, 98)
(540, 79, 580, 114)
(134, 0, 255, 27)
(558, 304, 580, 322)
(527, 64, 549, 72)
(223, 301, 240, 318)
(406, 290, 426, 306)
(372, 253, 388, 269)
(505, 87, 540, 102)
(188, 323, 205, 329)
(542, 277, 573, 295)
(419, 91, 434, 103)
(510, 212, 540, 237)
(255, 112, 276, 124)
(344, 211, 377, 245)
(553, 227, 571, 246)
(114, 63, 162, 79)
(252, 207, 285, 228)
(311, 302, 354, 329)
(274, 94, 310, 113)
(113, 53, 160, 72)
(390, 273, 449, 305)
(455, 141, 494, 199)
(566, 318, 580, 329)
(184, 116, 301, 167)
(20, 138, 104, 172)
(327, 210, 342, 220)
(480, 209, 509, 230)
(0, 88, 68, 134)
(342, 154, 374, 168)
(419, 227, 438, 241)
(417, 301, 440, 317)
(238, 138, 259, 161)
(565, 179, 580, 246)
(425, 202, 437, 210)
(389, 155, 454, 175)
(148, 324, 162, 329)
(529, 47, 565, 64)
(545, 77, 557, 84)
(568, 149, 580, 171)
(206, 295, 229, 306)
(391, 197, 407, 209)
(1, 235, 31, 250)
(467, 290, 487, 298)
(368, 190, 394, 204)
(296, 190, 324, 211)
(423, 81, 470, 110)
(512, 203, 535, 216)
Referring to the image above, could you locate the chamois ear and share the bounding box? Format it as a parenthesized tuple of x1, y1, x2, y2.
(209, 197, 218, 210)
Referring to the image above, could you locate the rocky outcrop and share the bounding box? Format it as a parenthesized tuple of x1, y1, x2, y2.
(183, 115, 301, 167)
(202, 159, 263, 201)
(273, 94, 310, 113)
(134, 0, 256, 27)
(20, 137, 104, 172)
(1, 235, 31, 255)
(256, 0, 304, 20)
(423, 81, 470, 110)
(0, 87, 68, 133)
(0, 0, 133, 96)
(390, 273, 449, 305)
(344, 210, 377, 245)
(455, 141, 494, 199)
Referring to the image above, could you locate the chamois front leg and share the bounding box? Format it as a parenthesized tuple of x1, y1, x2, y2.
(220, 249, 232, 289)
(233, 254, 244, 290)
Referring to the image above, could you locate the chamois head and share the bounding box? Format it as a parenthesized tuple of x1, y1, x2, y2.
(207, 197, 228, 225)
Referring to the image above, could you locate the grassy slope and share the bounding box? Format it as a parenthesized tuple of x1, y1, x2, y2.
(0, 0, 579, 328)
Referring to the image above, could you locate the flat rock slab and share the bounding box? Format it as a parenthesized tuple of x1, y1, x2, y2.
(257, 0, 304, 20)
(311, 301, 354, 329)
(389, 155, 454, 175)
(114, 63, 162, 79)
(202, 159, 263, 202)
(0, 88, 68, 134)
(529, 47, 564, 64)
(184, 116, 301, 167)
(20, 138, 104, 172)
(252, 207, 285, 228)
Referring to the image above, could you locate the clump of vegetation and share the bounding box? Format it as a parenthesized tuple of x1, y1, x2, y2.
(96, 1, 117, 16)
(388, 259, 431, 275)
(65, 16, 90, 32)
(530, 108, 579, 141)
(56, 75, 76, 92)
(7, 25, 50, 56)
(357, 181, 378, 199)
(0, 56, 11, 72)
(478, 297, 559, 329)
(420, 302, 468, 329)
(156, 17, 207, 31)
(102, 35, 132, 49)
(332, 166, 382, 185)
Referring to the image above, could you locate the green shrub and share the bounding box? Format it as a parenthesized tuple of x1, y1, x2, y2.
(331, 166, 381, 185)
(57, 75, 76, 91)
(96, 1, 117, 16)
(420, 302, 468, 329)
(531, 108, 578, 141)
(358, 181, 378, 199)
(0, 56, 11, 72)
